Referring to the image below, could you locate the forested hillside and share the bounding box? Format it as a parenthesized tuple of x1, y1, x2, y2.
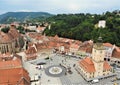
(44, 10, 120, 46)
(0, 12, 53, 23)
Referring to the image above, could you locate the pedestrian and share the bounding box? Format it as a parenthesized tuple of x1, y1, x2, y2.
(73, 64, 76, 67)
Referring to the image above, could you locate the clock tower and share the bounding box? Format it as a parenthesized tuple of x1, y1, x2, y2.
(92, 37, 105, 77)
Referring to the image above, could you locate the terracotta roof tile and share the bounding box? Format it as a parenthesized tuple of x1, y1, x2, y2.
(79, 57, 111, 73)
(26, 46, 37, 54)
(0, 58, 22, 69)
(8, 27, 20, 39)
(0, 32, 13, 43)
(112, 48, 120, 58)
(103, 43, 113, 47)
(115, 46, 120, 52)
(70, 44, 80, 49)
(0, 68, 30, 85)
(79, 57, 95, 73)
(103, 61, 111, 70)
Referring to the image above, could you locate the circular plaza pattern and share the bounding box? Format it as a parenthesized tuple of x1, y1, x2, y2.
(49, 66, 63, 74)
(45, 65, 66, 77)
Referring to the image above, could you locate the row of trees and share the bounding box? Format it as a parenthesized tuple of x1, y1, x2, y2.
(1, 25, 37, 34)
(44, 10, 120, 46)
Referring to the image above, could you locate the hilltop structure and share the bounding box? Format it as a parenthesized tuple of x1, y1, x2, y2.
(98, 20, 106, 28)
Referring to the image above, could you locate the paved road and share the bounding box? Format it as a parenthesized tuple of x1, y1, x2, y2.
(60, 76, 72, 85)
(22, 53, 120, 85)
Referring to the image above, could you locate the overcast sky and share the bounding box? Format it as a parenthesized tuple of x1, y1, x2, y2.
(0, 0, 120, 14)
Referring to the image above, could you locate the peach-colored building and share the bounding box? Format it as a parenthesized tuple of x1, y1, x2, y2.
(77, 37, 112, 79)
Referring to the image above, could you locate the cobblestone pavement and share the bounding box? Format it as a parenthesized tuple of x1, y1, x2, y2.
(22, 53, 120, 85)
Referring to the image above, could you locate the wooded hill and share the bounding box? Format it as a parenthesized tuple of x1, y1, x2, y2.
(0, 12, 53, 23)
(44, 10, 120, 46)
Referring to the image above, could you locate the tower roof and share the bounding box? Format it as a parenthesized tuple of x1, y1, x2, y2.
(94, 36, 104, 50)
(97, 36, 103, 43)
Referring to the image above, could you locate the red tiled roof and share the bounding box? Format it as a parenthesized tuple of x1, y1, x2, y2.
(25, 45, 37, 60)
(103, 61, 111, 70)
(115, 46, 120, 52)
(26, 46, 37, 54)
(0, 58, 22, 69)
(79, 57, 95, 73)
(70, 44, 79, 49)
(8, 27, 20, 39)
(79, 57, 111, 73)
(0, 68, 30, 85)
(54, 35, 59, 40)
(48, 41, 57, 48)
(103, 43, 113, 47)
(86, 46, 93, 53)
(79, 42, 93, 53)
(112, 47, 120, 58)
(0, 32, 13, 43)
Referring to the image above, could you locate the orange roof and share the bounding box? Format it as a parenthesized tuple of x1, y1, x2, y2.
(86, 46, 93, 53)
(79, 57, 111, 73)
(26, 46, 37, 54)
(0, 68, 30, 85)
(79, 57, 95, 73)
(70, 43, 79, 49)
(103, 61, 111, 70)
(8, 27, 20, 39)
(48, 41, 57, 48)
(103, 43, 113, 47)
(115, 46, 120, 52)
(0, 58, 22, 69)
(0, 32, 13, 43)
(112, 48, 120, 58)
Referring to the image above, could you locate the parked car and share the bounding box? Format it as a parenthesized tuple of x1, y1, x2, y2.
(92, 79, 99, 83)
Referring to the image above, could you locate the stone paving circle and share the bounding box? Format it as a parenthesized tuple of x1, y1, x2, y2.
(45, 65, 66, 77)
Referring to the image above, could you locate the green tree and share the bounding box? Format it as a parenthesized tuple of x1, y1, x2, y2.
(1, 27, 10, 33)
(17, 26, 25, 34)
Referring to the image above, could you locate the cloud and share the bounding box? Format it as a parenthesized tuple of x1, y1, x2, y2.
(17, 10, 32, 12)
(0, 0, 120, 14)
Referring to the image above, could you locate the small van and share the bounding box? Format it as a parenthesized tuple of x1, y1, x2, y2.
(92, 79, 99, 83)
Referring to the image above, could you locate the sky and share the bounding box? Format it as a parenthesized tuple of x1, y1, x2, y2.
(0, 0, 120, 14)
